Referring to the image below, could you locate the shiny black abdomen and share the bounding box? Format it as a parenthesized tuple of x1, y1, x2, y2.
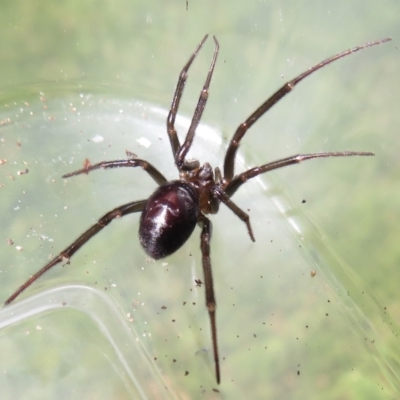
(139, 181, 200, 259)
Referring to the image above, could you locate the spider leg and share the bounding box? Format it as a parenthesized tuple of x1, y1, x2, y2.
(212, 186, 255, 242)
(198, 214, 220, 384)
(167, 35, 209, 161)
(62, 159, 167, 186)
(175, 36, 219, 170)
(223, 37, 391, 181)
(224, 151, 374, 198)
(5, 200, 146, 305)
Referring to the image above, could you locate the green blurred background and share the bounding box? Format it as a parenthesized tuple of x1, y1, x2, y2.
(0, 1, 399, 399)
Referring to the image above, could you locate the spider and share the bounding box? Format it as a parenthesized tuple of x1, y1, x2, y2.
(5, 34, 391, 384)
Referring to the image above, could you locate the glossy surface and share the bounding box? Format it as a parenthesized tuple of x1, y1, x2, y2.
(139, 181, 200, 259)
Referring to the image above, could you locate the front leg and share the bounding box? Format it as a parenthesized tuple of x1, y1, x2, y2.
(167, 35, 209, 160)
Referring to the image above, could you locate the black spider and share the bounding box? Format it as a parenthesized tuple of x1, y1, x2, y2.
(5, 35, 391, 384)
